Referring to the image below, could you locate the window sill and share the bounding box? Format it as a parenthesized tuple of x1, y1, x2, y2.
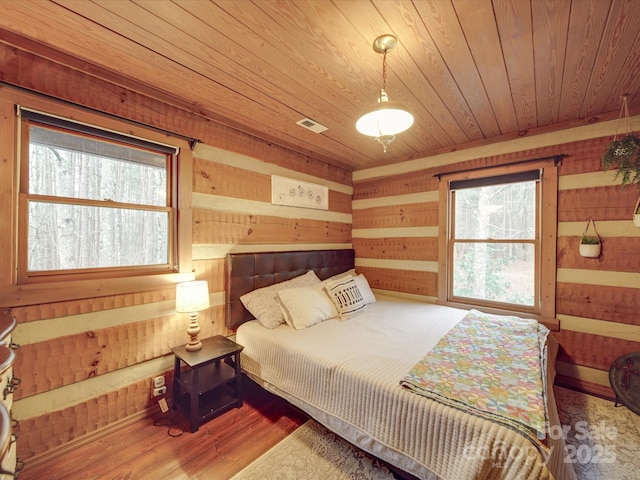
(0, 272, 196, 308)
(436, 300, 560, 331)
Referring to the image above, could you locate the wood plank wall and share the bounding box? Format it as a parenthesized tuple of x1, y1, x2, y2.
(352, 118, 640, 400)
(0, 45, 351, 462)
(3, 39, 639, 465)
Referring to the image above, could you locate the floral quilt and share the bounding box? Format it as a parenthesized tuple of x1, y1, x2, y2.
(400, 309, 550, 450)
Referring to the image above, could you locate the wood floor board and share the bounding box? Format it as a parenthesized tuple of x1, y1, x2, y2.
(20, 377, 307, 480)
(24, 414, 170, 479)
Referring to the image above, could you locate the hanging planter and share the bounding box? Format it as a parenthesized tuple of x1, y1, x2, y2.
(602, 96, 640, 190)
(602, 134, 640, 186)
(602, 96, 640, 224)
(579, 217, 601, 258)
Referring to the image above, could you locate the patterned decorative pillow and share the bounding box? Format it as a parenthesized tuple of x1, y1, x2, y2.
(240, 270, 321, 328)
(324, 276, 366, 319)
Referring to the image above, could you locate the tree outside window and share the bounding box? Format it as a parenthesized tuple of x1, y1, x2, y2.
(20, 111, 177, 283)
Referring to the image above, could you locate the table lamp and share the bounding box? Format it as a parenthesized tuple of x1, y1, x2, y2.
(175, 280, 210, 351)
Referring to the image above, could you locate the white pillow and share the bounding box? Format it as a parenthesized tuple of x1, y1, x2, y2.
(240, 270, 320, 328)
(276, 284, 338, 329)
(324, 276, 366, 319)
(354, 274, 376, 305)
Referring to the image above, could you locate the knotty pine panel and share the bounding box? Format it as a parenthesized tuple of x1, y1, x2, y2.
(531, 1, 571, 127)
(352, 203, 438, 229)
(192, 258, 225, 293)
(329, 190, 352, 215)
(366, 139, 598, 191)
(356, 266, 437, 297)
(353, 237, 438, 261)
(193, 158, 270, 202)
(193, 158, 352, 215)
(558, 185, 639, 222)
(16, 374, 163, 460)
(10, 288, 175, 324)
(553, 329, 640, 372)
(557, 236, 640, 272)
(557, 0, 613, 120)
(444, 140, 610, 181)
(431, 149, 552, 178)
(0, 43, 350, 185)
(556, 282, 640, 325)
(555, 137, 610, 175)
(353, 169, 439, 200)
(454, 1, 515, 134)
(14, 306, 224, 399)
(193, 209, 351, 245)
(354, 145, 568, 199)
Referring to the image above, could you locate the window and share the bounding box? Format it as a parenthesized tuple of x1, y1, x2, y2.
(438, 160, 557, 319)
(0, 92, 193, 307)
(18, 108, 181, 284)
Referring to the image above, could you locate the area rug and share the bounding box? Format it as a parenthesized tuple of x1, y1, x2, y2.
(555, 386, 640, 480)
(232, 388, 640, 480)
(229, 420, 395, 480)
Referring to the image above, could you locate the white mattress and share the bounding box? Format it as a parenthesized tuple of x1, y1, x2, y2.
(237, 297, 576, 480)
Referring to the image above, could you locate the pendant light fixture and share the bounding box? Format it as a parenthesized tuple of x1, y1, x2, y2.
(356, 34, 414, 152)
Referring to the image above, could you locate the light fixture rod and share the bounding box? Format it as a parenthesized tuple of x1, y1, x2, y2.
(381, 49, 388, 96)
(374, 35, 396, 99)
(355, 34, 413, 152)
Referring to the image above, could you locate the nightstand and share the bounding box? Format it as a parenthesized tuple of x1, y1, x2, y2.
(172, 335, 244, 432)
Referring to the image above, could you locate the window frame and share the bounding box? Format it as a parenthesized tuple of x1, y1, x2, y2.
(0, 90, 194, 307)
(18, 114, 177, 283)
(437, 160, 558, 324)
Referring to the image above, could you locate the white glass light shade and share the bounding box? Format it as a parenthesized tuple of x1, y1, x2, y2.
(175, 280, 210, 313)
(355, 101, 414, 137)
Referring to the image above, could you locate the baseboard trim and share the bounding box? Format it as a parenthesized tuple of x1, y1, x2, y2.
(555, 375, 615, 401)
(21, 407, 155, 471)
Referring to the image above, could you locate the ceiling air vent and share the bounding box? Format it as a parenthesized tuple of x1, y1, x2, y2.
(296, 117, 328, 134)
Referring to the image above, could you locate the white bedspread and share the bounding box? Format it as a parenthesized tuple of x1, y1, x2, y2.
(237, 297, 576, 480)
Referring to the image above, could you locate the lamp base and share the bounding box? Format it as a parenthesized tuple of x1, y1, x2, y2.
(185, 313, 202, 351)
(185, 340, 202, 352)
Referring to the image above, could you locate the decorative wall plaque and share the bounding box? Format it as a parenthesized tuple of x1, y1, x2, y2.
(271, 175, 328, 210)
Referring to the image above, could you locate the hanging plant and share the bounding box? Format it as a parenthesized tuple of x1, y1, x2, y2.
(602, 96, 640, 189)
(579, 217, 601, 258)
(580, 235, 600, 245)
(601, 134, 640, 187)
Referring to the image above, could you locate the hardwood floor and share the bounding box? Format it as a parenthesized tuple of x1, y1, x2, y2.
(20, 377, 308, 480)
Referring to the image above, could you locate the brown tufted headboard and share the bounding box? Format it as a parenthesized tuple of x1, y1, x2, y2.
(225, 249, 355, 329)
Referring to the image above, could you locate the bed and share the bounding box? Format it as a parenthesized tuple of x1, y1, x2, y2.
(225, 249, 576, 480)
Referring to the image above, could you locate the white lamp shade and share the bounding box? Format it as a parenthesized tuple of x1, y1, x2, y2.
(175, 280, 210, 313)
(355, 101, 414, 137)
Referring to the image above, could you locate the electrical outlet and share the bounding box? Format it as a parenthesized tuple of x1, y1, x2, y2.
(158, 398, 169, 413)
(153, 376, 165, 388)
(153, 386, 167, 397)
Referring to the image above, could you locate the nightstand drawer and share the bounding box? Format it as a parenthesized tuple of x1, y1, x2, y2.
(174, 381, 241, 424)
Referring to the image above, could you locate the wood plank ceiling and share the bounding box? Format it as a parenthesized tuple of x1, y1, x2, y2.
(0, 0, 639, 172)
